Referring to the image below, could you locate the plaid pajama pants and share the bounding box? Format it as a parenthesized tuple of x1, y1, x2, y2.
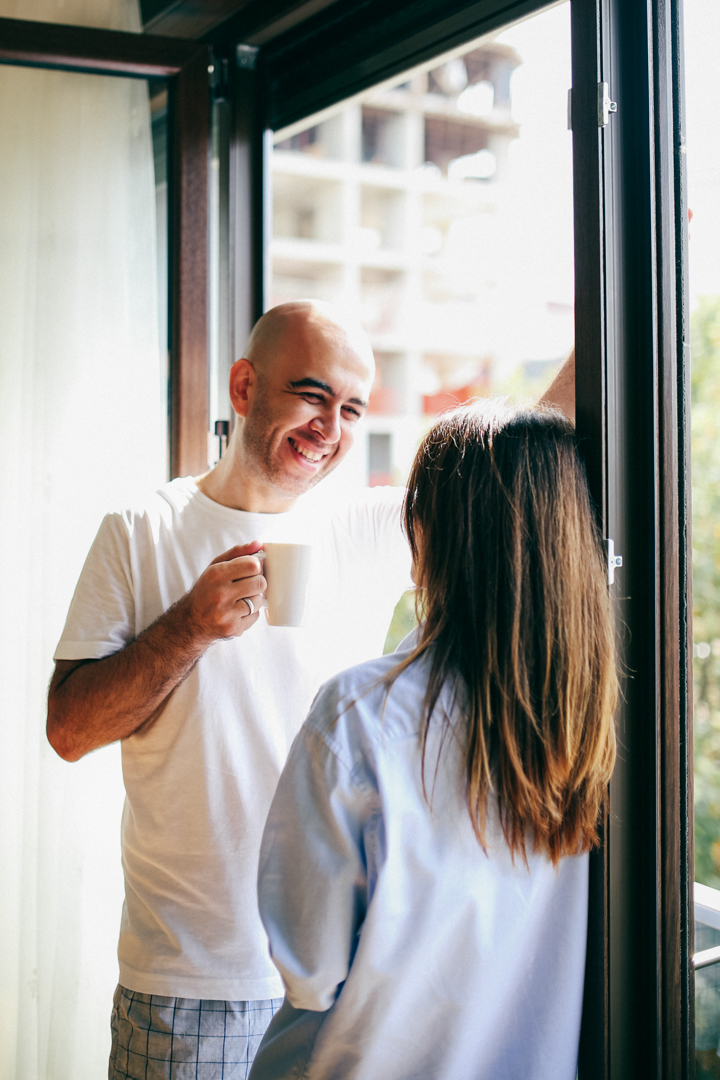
(109, 984, 283, 1080)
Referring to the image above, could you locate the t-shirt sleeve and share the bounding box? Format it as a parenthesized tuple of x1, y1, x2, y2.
(53, 512, 135, 661)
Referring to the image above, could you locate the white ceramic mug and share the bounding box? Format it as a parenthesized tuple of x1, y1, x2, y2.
(262, 543, 313, 627)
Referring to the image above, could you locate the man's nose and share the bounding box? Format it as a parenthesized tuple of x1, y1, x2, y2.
(310, 407, 341, 444)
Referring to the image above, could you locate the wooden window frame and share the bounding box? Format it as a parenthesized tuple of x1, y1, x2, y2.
(0, 17, 211, 477)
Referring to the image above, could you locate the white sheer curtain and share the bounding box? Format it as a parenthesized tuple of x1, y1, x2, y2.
(0, 2, 168, 1076)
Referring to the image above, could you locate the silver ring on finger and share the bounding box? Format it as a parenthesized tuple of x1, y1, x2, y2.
(242, 596, 255, 616)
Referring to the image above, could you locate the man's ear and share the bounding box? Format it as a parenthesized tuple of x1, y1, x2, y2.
(229, 358, 255, 418)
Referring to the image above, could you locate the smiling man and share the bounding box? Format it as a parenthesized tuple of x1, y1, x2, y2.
(47, 301, 413, 1080)
(200, 300, 375, 509)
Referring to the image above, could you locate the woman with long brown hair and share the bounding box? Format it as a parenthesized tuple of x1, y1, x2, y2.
(249, 401, 617, 1080)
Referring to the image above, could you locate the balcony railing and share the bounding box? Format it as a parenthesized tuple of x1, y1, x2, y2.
(695, 882, 720, 968)
(694, 882, 720, 1069)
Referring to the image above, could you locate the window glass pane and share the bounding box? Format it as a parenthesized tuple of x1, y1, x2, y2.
(269, 3, 573, 650)
(686, 0, 720, 1073)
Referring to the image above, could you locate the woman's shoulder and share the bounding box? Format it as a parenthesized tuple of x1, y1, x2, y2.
(304, 637, 433, 756)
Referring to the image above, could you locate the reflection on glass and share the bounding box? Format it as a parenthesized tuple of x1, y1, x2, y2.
(269, 3, 573, 649)
(686, 0, 720, 1074)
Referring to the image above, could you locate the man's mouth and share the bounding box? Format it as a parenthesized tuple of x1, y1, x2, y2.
(288, 437, 326, 464)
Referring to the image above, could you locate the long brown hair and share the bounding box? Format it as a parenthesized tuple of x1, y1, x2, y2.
(391, 400, 617, 864)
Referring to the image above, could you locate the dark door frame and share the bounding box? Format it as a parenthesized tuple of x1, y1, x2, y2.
(0, 17, 211, 477)
(571, 0, 691, 1076)
(604, 0, 691, 1074)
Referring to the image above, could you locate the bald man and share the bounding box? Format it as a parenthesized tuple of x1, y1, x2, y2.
(46, 301, 414, 1079)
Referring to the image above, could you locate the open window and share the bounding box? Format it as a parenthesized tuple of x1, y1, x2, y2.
(266, 7, 574, 649)
(237, 1, 693, 1075)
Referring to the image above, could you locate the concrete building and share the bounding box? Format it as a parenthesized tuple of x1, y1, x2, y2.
(270, 40, 523, 486)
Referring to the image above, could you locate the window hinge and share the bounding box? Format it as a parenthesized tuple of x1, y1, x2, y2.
(567, 88, 572, 131)
(606, 539, 623, 585)
(236, 44, 259, 70)
(598, 82, 617, 127)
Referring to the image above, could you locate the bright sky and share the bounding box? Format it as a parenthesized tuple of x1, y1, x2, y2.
(495, 0, 720, 315)
(497, 2, 574, 308)
(491, 2, 574, 367)
(684, 0, 720, 306)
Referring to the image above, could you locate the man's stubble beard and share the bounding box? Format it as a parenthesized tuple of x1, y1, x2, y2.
(241, 389, 335, 500)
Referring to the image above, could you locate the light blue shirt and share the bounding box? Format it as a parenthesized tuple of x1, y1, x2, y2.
(251, 638, 589, 1080)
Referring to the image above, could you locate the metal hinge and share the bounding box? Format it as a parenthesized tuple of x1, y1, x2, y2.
(567, 88, 572, 131)
(236, 44, 259, 70)
(598, 82, 617, 127)
(606, 539, 623, 585)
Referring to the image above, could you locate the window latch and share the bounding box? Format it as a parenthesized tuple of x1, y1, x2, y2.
(208, 55, 230, 101)
(606, 539, 623, 585)
(598, 82, 618, 127)
(208, 421, 230, 467)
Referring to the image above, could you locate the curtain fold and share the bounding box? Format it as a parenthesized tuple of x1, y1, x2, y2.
(0, 2, 167, 1075)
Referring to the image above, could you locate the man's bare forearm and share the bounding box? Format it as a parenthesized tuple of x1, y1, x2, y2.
(538, 347, 575, 422)
(47, 599, 211, 762)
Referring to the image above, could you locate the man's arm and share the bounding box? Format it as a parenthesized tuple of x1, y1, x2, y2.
(47, 543, 266, 762)
(538, 347, 575, 423)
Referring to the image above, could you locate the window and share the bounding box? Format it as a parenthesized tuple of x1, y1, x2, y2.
(0, 19, 210, 1073)
(685, 0, 720, 1073)
(260, 0, 693, 1072)
(269, 6, 573, 495)
(269, 4, 573, 651)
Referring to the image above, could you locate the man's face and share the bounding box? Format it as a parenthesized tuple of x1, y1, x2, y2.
(240, 320, 374, 501)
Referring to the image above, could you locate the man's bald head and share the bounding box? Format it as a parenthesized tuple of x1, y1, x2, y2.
(222, 299, 375, 506)
(244, 300, 375, 377)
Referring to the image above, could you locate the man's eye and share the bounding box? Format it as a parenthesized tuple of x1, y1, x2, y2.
(301, 393, 324, 404)
(343, 406, 361, 420)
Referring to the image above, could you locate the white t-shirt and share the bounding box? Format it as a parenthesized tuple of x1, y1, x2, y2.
(253, 637, 588, 1080)
(54, 477, 411, 1000)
